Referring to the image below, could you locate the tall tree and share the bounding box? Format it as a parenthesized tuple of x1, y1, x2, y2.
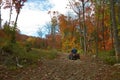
(110, 0, 120, 62)
(48, 11, 58, 48)
(94, 0, 101, 56)
(11, 0, 27, 43)
(68, 0, 91, 54)
(81, 0, 88, 54)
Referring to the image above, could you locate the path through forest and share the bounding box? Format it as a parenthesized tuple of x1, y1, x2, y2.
(1, 53, 120, 80)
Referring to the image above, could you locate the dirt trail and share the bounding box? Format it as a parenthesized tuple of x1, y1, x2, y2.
(1, 53, 120, 80)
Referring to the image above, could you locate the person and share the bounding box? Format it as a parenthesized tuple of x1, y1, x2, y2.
(69, 48, 80, 60)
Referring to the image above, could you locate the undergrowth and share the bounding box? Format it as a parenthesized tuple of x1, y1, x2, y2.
(98, 49, 119, 65)
(0, 42, 58, 70)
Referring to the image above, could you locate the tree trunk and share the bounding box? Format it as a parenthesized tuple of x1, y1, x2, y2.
(51, 16, 57, 49)
(78, 11, 84, 51)
(101, 1, 106, 50)
(11, 12, 19, 43)
(95, 9, 99, 57)
(82, 2, 87, 54)
(94, 0, 101, 57)
(110, 7, 114, 49)
(110, 0, 120, 62)
(8, 5, 13, 26)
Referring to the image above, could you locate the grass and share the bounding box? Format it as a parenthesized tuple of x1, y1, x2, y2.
(27, 48, 58, 60)
(0, 42, 58, 70)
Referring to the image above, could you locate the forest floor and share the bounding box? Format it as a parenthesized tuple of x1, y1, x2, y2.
(0, 53, 120, 80)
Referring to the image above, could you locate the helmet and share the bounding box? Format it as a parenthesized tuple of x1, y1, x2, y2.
(71, 48, 77, 54)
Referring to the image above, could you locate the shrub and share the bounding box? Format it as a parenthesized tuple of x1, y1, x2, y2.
(1, 41, 58, 69)
(1, 42, 26, 65)
(104, 56, 116, 65)
(98, 50, 117, 65)
(2, 41, 13, 54)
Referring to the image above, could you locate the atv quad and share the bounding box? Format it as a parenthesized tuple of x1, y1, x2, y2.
(69, 53, 80, 60)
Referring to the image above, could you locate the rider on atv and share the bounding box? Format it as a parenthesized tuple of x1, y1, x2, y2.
(69, 48, 80, 60)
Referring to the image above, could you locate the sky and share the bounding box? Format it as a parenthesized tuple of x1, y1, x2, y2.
(1, 0, 69, 37)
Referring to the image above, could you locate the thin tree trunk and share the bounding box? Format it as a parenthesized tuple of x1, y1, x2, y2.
(95, 24, 98, 57)
(110, 0, 120, 62)
(14, 12, 19, 26)
(95, 0, 101, 57)
(101, 1, 105, 50)
(78, 11, 84, 50)
(110, 8, 114, 49)
(82, 2, 87, 54)
(11, 12, 19, 43)
(95, 13, 99, 57)
(8, 4, 13, 26)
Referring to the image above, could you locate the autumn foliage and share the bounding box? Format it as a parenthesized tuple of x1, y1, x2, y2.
(0, 0, 120, 67)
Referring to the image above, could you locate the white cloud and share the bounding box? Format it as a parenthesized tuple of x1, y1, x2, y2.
(18, 9, 51, 36)
(1, 0, 69, 37)
(49, 0, 69, 14)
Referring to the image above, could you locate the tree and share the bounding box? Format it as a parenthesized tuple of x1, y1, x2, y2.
(44, 22, 52, 35)
(110, 0, 120, 62)
(48, 11, 58, 48)
(58, 14, 79, 51)
(37, 27, 44, 38)
(68, 0, 92, 54)
(1, 0, 27, 43)
(93, 0, 103, 56)
(12, 0, 27, 43)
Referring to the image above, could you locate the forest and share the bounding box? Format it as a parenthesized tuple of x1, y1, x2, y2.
(0, 0, 120, 80)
